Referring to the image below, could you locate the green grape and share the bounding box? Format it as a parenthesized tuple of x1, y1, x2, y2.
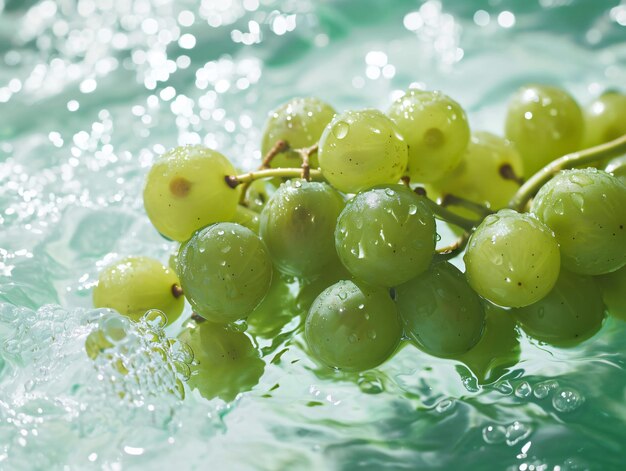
(179, 320, 264, 401)
(505, 85, 584, 176)
(514, 269, 605, 347)
(305, 280, 401, 371)
(388, 89, 470, 183)
(143, 145, 238, 241)
(232, 205, 260, 233)
(531, 168, 626, 275)
(464, 209, 561, 308)
(247, 270, 300, 339)
(605, 155, 626, 185)
(335, 185, 436, 287)
(296, 261, 353, 313)
(261, 97, 336, 169)
(583, 91, 626, 148)
(244, 179, 275, 213)
(168, 246, 180, 275)
(395, 261, 485, 358)
(454, 301, 520, 384)
(177, 222, 273, 323)
(426, 132, 523, 218)
(93, 256, 184, 324)
(318, 109, 408, 193)
(597, 265, 626, 321)
(259, 179, 344, 278)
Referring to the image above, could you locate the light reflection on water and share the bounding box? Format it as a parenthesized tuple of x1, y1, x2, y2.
(1, 0, 626, 469)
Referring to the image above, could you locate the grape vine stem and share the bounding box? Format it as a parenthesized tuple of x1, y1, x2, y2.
(226, 168, 324, 188)
(422, 198, 479, 232)
(509, 133, 626, 211)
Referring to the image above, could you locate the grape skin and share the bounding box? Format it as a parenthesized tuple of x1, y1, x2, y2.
(93, 256, 184, 325)
(177, 223, 273, 323)
(143, 145, 239, 241)
(260, 180, 345, 278)
(388, 89, 470, 183)
(514, 269, 605, 347)
(318, 109, 408, 193)
(583, 91, 626, 148)
(305, 280, 402, 371)
(505, 85, 583, 177)
(597, 266, 626, 321)
(335, 185, 436, 287)
(464, 209, 561, 308)
(261, 97, 336, 169)
(395, 261, 485, 358)
(531, 168, 626, 275)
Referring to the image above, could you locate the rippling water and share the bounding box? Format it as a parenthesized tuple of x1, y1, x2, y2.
(1, 0, 626, 469)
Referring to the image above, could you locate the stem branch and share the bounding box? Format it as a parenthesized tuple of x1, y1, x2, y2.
(226, 168, 323, 188)
(423, 198, 479, 232)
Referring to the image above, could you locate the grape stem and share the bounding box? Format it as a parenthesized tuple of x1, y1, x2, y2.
(441, 193, 494, 218)
(435, 232, 470, 261)
(226, 168, 324, 188)
(191, 312, 206, 324)
(509, 133, 626, 211)
(239, 140, 291, 205)
(422, 197, 479, 232)
(298, 144, 318, 181)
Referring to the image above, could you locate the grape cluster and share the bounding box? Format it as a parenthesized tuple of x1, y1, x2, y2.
(92, 87, 626, 389)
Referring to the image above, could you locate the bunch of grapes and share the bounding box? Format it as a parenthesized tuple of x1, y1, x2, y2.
(92, 86, 626, 394)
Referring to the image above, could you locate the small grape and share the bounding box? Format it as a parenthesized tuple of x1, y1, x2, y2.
(260, 179, 344, 278)
(335, 185, 436, 287)
(305, 280, 401, 371)
(505, 85, 583, 176)
(93, 256, 184, 324)
(318, 109, 408, 193)
(177, 222, 273, 323)
(454, 301, 520, 383)
(232, 205, 261, 233)
(388, 89, 470, 182)
(261, 97, 335, 169)
(597, 266, 626, 321)
(583, 91, 626, 148)
(464, 209, 561, 308)
(531, 168, 626, 275)
(427, 132, 523, 218)
(143, 145, 238, 241)
(395, 262, 485, 358)
(179, 320, 264, 401)
(514, 269, 605, 347)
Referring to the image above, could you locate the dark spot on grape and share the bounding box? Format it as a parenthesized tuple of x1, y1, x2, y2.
(170, 177, 192, 197)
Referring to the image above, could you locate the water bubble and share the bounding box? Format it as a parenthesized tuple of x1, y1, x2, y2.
(494, 380, 513, 395)
(101, 316, 129, 343)
(515, 381, 532, 398)
(533, 379, 559, 399)
(552, 388, 584, 412)
(357, 376, 384, 394)
(143, 309, 168, 330)
(482, 424, 507, 444)
(435, 398, 455, 413)
(384, 188, 395, 197)
(332, 121, 349, 139)
(505, 421, 532, 445)
(338, 291, 348, 300)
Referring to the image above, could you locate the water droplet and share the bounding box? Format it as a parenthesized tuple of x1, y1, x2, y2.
(384, 188, 395, 197)
(570, 172, 593, 187)
(494, 380, 513, 395)
(552, 388, 584, 412)
(338, 291, 348, 300)
(332, 121, 349, 139)
(408, 204, 417, 215)
(217, 230, 225, 236)
(515, 381, 532, 398)
(482, 424, 507, 444)
(570, 192, 584, 211)
(221, 245, 231, 253)
(505, 421, 532, 445)
(143, 309, 168, 330)
(348, 334, 358, 344)
(358, 304, 365, 310)
(533, 379, 559, 399)
(367, 330, 377, 340)
(436, 398, 455, 413)
(294, 180, 302, 188)
(101, 316, 130, 343)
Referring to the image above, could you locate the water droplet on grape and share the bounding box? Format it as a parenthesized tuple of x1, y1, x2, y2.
(367, 330, 377, 340)
(348, 334, 358, 344)
(332, 121, 350, 139)
(338, 291, 348, 300)
(408, 204, 417, 215)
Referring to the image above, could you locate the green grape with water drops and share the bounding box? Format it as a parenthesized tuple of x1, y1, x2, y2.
(296, 260, 353, 313)
(93, 256, 184, 325)
(605, 155, 626, 185)
(505, 84, 584, 176)
(318, 109, 408, 193)
(387, 89, 470, 183)
(334, 185, 436, 287)
(596, 266, 626, 321)
(261, 97, 336, 169)
(454, 301, 520, 384)
(178, 319, 264, 401)
(177, 222, 273, 323)
(464, 209, 561, 308)
(426, 132, 523, 218)
(305, 280, 402, 372)
(514, 269, 605, 347)
(259, 179, 345, 278)
(233, 204, 261, 233)
(583, 90, 626, 148)
(143, 145, 239, 241)
(531, 168, 626, 275)
(395, 261, 485, 358)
